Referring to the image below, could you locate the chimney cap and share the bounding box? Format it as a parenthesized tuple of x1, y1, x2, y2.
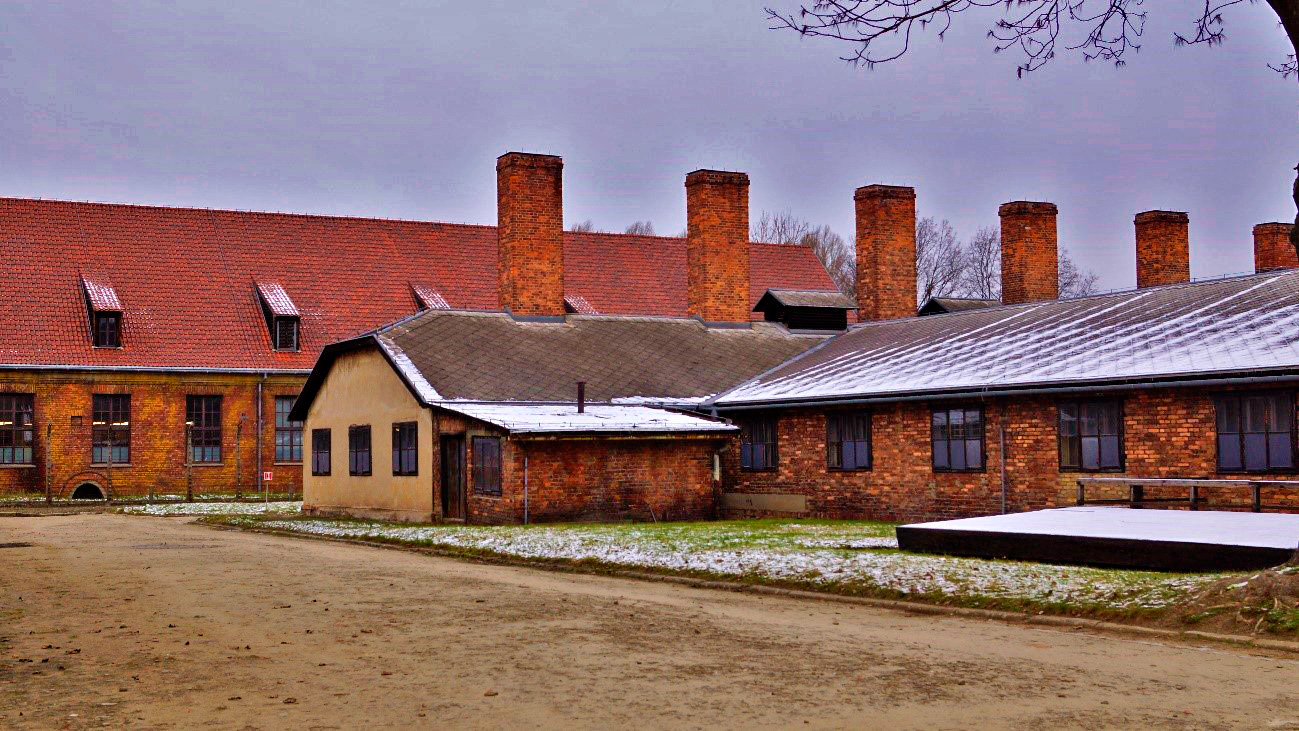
(497, 151, 563, 170)
(1254, 222, 1294, 233)
(1134, 210, 1188, 224)
(854, 184, 915, 201)
(999, 201, 1058, 217)
(685, 169, 750, 187)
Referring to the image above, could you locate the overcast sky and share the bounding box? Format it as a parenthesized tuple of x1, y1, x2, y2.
(2, 1, 1296, 290)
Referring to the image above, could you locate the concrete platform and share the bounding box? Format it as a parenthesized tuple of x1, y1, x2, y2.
(897, 507, 1299, 572)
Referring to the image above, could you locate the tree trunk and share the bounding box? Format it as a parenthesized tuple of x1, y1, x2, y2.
(1267, 0, 1299, 253)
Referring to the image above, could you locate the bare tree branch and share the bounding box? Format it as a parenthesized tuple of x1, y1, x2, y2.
(624, 220, 656, 236)
(916, 217, 965, 303)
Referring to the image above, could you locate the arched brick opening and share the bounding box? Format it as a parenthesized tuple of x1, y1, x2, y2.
(70, 483, 105, 500)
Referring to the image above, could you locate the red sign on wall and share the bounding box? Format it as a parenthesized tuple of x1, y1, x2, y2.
(262, 471, 273, 482)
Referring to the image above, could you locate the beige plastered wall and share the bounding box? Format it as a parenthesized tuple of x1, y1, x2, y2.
(302, 347, 434, 522)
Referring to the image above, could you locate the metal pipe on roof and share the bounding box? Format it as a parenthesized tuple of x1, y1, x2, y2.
(577, 381, 586, 414)
(711, 373, 1299, 411)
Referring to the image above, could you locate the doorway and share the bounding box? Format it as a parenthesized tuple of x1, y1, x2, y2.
(440, 435, 466, 520)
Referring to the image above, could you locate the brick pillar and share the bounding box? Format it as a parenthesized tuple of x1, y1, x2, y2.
(999, 201, 1058, 304)
(685, 169, 750, 323)
(854, 185, 917, 320)
(497, 152, 564, 316)
(1134, 210, 1190, 288)
(1254, 222, 1298, 272)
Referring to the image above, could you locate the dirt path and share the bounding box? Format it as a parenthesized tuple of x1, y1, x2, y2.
(1, 515, 1297, 730)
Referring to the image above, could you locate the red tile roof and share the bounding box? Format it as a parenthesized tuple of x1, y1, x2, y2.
(255, 281, 300, 318)
(80, 275, 123, 312)
(0, 197, 844, 371)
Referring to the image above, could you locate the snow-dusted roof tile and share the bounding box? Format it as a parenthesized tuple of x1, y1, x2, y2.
(81, 276, 122, 312)
(411, 283, 450, 311)
(255, 281, 299, 318)
(436, 401, 736, 435)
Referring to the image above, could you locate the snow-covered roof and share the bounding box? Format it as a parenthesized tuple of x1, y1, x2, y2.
(434, 402, 736, 435)
(714, 270, 1299, 407)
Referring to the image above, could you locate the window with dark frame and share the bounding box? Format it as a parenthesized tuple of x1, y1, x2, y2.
(93, 312, 121, 348)
(273, 317, 299, 352)
(739, 416, 778, 471)
(392, 422, 418, 476)
(1216, 392, 1295, 472)
(274, 396, 303, 463)
(185, 395, 222, 463)
(826, 411, 871, 471)
(0, 393, 34, 465)
(348, 425, 372, 476)
(91, 394, 130, 465)
(472, 436, 502, 496)
(1058, 400, 1123, 472)
(931, 407, 985, 472)
(311, 428, 331, 476)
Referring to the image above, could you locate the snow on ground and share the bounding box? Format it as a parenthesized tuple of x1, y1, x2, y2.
(123, 501, 303, 516)
(244, 518, 1217, 610)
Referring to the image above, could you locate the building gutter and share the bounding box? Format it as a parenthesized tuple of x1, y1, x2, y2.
(712, 372, 1299, 411)
(0, 364, 309, 375)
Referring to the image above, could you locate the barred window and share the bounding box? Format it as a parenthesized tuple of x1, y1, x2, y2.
(1058, 400, 1122, 471)
(349, 425, 371, 476)
(311, 428, 331, 476)
(472, 436, 501, 496)
(94, 312, 121, 348)
(1216, 393, 1294, 472)
(392, 422, 418, 476)
(0, 393, 34, 465)
(274, 396, 303, 463)
(273, 317, 299, 352)
(739, 416, 778, 471)
(826, 411, 871, 471)
(92, 394, 130, 464)
(186, 395, 222, 463)
(932, 407, 984, 472)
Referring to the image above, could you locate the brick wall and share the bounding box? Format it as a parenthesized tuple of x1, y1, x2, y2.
(686, 169, 750, 324)
(498, 152, 565, 316)
(854, 185, 917, 321)
(0, 370, 305, 499)
(1134, 210, 1190, 288)
(1254, 222, 1298, 272)
(723, 385, 1299, 523)
(999, 201, 1059, 305)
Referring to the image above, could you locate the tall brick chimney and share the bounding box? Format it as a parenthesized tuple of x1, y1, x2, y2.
(1134, 210, 1190, 288)
(497, 152, 564, 316)
(685, 169, 750, 324)
(999, 201, 1059, 305)
(1254, 222, 1298, 272)
(854, 185, 917, 320)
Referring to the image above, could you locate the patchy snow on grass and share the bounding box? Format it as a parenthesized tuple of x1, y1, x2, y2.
(245, 518, 1216, 610)
(124, 501, 302, 516)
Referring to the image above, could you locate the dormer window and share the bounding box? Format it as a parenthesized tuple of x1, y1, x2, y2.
(752, 289, 855, 331)
(411, 283, 450, 312)
(255, 281, 301, 352)
(94, 312, 121, 348)
(81, 276, 124, 348)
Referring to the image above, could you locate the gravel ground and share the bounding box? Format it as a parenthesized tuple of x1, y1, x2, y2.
(2, 514, 1298, 729)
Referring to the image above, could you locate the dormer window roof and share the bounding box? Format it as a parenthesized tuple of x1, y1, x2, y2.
(411, 283, 450, 311)
(563, 294, 598, 315)
(81, 275, 123, 348)
(255, 281, 300, 352)
(752, 289, 855, 331)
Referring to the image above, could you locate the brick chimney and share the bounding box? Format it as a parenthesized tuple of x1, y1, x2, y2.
(854, 185, 917, 320)
(1254, 222, 1298, 272)
(1134, 210, 1190, 288)
(685, 169, 750, 323)
(999, 201, 1058, 304)
(497, 152, 564, 316)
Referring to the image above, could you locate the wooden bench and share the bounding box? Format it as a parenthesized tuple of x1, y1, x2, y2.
(1076, 477, 1299, 512)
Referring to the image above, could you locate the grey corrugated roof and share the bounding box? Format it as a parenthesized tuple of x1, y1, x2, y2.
(755, 289, 857, 310)
(378, 310, 827, 402)
(714, 270, 1299, 407)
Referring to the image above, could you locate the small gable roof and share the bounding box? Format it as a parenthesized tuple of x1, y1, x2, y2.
(81, 275, 122, 312)
(255, 281, 300, 318)
(918, 296, 999, 316)
(753, 289, 856, 311)
(434, 402, 736, 436)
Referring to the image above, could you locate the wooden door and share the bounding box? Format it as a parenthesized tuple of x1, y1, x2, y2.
(440, 435, 466, 520)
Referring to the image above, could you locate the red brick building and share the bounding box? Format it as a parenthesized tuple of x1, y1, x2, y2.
(0, 152, 844, 500)
(711, 196, 1299, 522)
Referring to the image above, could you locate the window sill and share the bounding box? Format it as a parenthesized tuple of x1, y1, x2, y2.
(0, 463, 37, 469)
(740, 468, 778, 473)
(311, 472, 331, 477)
(189, 462, 226, 468)
(91, 463, 133, 468)
(932, 468, 987, 474)
(473, 492, 503, 499)
(272, 462, 303, 466)
(827, 467, 872, 473)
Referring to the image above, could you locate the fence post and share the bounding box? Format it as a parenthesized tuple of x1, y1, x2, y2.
(1075, 480, 1085, 507)
(1252, 482, 1262, 513)
(44, 423, 52, 504)
(1189, 483, 1199, 511)
(235, 416, 244, 500)
(185, 423, 194, 503)
(1129, 484, 1144, 509)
